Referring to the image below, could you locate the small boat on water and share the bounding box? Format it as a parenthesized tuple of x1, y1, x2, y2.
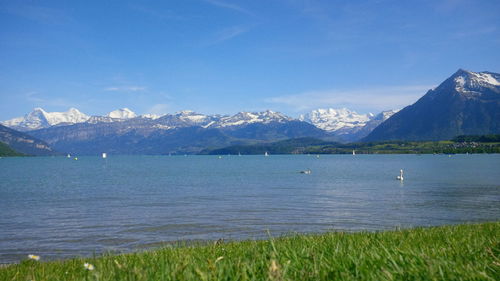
(67, 154, 71, 158)
(102, 153, 107, 159)
(264, 151, 269, 157)
(352, 150, 356, 155)
(300, 169, 312, 174)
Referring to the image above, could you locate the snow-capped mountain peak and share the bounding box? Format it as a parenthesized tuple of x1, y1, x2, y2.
(451, 69, 500, 93)
(299, 108, 373, 132)
(43, 108, 90, 125)
(140, 114, 164, 120)
(1, 107, 90, 131)
(215, 110, 292, 127)
(175, 110, 211, 124)
(107, 108, 137, 119)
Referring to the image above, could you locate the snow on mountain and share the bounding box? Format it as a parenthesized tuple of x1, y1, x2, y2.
(45, 108, 90, 125)
(213, 110, 292, 128)
(1, 107, 90, 131)
(1, 116, 25, 128)
(176, 110, 212, 124)
(2, 108, 297, 132)
(86, 116, 119, 124)
(107, 108, 137, 119)
(353, 110, 399, 137)
(140, 114, 164, 120)
(150, 110, 291, 129)
(452, 69, 500, 93)
(364, 69, 500, 142)
(9, 108, 50, 130)
(152, 110, 217, 129)
(299, 108, 373, 132)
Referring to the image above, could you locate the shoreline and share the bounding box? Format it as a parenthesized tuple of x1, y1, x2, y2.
(0, 221, 497, 266)
(0, 150, 500, 158)
(1, 222, 498, 280)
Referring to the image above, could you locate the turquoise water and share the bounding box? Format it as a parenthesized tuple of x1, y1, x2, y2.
(0, 154, 499, 263)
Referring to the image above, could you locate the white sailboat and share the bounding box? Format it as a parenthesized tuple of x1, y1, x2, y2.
(264, 151, 269, 157)
(102, 152, 107, 159)
(352, 150, 356, 155)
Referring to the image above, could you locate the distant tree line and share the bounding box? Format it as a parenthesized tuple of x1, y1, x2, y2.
(202, 135, 500, 155)
(452, 135, 500, 142)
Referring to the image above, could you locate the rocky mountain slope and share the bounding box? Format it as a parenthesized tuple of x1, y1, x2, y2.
(0, 124, 57, 156)
(364, 69, 500, 141)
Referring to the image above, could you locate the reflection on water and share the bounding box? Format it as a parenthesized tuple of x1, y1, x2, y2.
(0, 154, 499, 263)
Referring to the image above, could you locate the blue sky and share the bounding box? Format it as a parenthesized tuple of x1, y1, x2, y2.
(1, 0, 499, 120)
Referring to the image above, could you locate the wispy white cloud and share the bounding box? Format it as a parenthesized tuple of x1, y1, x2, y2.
(209, 25, 252, 44)
(25, 91, 75, 107)
(147, 103, 170, 115)
(265, 85, 435, 113)
(25, 91, 43, 103)
(203, 0, 254, 16)
(104, 86, 146, 92)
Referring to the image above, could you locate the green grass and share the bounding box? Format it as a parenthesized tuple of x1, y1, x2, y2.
(1, 222, 499, 280)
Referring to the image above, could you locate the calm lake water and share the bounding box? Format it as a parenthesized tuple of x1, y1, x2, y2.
(0, 154, 499, 263)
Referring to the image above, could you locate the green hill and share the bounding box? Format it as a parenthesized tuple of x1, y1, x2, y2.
(202, 135, 500, 155)
(0, 141, 25, 156)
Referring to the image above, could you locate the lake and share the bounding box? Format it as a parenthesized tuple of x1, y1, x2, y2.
(0, 154, 499, 263)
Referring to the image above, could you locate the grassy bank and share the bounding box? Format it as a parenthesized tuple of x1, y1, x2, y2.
(1, 222, 498, 280)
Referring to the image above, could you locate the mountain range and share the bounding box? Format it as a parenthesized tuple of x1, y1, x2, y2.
(1, 69, 498, 155)
(1, 107, 394, 155)
(25, 113, 328, 155)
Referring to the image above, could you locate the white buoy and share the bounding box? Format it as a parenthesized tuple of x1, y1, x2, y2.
(102, 153, 107, 159)
(396, 169, 404, 181)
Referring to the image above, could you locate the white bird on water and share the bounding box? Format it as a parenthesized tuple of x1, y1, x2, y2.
(396, 169, 404, 181)
(300, 169, 312, 174)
